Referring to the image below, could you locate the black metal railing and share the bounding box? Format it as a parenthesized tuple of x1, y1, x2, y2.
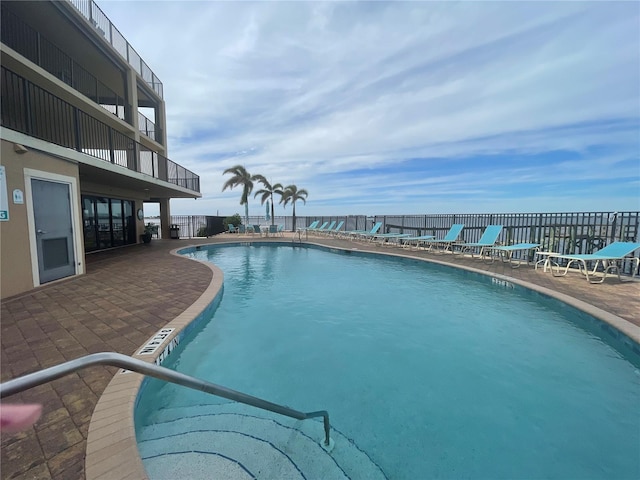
(67, 0, 163, 98)
(1, 5, 127, 121)
(1, 66, 200, 193)
(212, 213, 638, 274)
(138, 111, 160, 142)
(285, 212, 639, 273)
(147, 212, 639, 273)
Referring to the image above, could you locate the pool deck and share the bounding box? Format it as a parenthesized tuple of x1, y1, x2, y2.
(1, 233, 639, 479)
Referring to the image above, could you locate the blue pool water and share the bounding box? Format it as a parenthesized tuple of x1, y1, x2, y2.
(136, 244, 640, 479)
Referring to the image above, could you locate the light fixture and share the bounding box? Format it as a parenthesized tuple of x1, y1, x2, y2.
(14, 143, 28, 154)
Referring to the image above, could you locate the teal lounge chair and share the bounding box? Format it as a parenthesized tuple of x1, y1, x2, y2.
(482, 243, 540, 268)
(313, 220, 335, 236)
(415, 224, 465, 252)
(311, 221, 330, 233)
(227, 224, 237, 234)
(326, 220, 344, 236)
(400, 234, 436, 250)
(299, 220, 320, 233)
(238, 225, 246, 234)
(551, 241, 640, 283)
(454, 225, 503, 258)
(349, 222, 383, 241)
(370, 232, 412, 246)
(277, 225, 285, 237)
(268, 224, 278, 236)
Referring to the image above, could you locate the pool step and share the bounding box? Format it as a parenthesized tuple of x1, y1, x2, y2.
(137, 403, 386, 480)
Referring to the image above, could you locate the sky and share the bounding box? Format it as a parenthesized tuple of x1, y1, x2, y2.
(98, 1, 640, 217)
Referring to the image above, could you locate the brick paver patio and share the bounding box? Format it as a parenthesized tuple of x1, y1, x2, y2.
(1, 234, 638, 479)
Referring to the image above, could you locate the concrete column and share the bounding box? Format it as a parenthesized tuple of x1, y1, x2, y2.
(159, 198, 171, 239)
(125, 67, 142, 172)
(156, 99, 168, 156)
(125, 67, 139, 134)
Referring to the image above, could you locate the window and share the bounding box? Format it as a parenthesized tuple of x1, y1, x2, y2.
(82, 195, 136, 251)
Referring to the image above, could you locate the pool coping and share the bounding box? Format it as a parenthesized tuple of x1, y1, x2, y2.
(84, 240, 640, 480)
(85, 248, 224, 480)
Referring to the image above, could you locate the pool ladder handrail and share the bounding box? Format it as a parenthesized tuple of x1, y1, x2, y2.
(0, 352, 332, 447)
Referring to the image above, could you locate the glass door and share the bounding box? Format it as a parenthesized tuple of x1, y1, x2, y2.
(83, 197, 98, 251)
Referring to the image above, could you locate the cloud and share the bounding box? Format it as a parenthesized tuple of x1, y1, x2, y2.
(99, 1, 640, 216)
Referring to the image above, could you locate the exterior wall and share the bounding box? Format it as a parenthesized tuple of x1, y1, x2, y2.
(0, 0, 199, 298)
(0, 140, 80, 299)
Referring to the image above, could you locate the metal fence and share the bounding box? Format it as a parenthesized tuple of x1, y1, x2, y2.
(1, 66, 200, 193)
(1, 5, 126, 120)
(146, 216, 224, 238)
(198, 212, 639, 275)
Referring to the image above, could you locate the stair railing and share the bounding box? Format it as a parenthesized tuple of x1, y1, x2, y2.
(0, 352, 332, 447)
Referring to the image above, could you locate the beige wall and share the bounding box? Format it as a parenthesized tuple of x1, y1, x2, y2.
(0, 140, 80, 299)
(1, 136, 176, 298)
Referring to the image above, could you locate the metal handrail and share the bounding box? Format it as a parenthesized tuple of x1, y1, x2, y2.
(0, 352, 331, 447)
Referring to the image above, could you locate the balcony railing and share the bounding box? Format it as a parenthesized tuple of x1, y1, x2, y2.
(138, 111, 162, 143)
(1, 66, 199, 193)
(67, 0, 163, 98)
(1, 5, 127, 121)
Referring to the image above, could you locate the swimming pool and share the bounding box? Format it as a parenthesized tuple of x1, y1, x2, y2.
(136, 243, 640, 479)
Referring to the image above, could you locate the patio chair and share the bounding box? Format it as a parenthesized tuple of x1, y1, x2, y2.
(550, 241, 640, 283)
(414, 224, 465, 252)
(277, 225, 285, 237)
(313, 220, 335, 236)
(227, 224, 237, 234)
(326, 220, 344, 236)
(348, 222, 383, 241)
(268, 224, 278, 236)
(399, 234, 436, 250)
(252, 224, 263, 237)
(314, 221, 330, 232)
(369, 232, 412, 246)
(299, 220, 320, 233)
(238, 225, 246, 234)
(482, 243, 541, 268)
(454, 225, 503, 258)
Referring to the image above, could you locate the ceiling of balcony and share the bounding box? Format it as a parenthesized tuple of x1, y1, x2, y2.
(78, 162, 200, 201)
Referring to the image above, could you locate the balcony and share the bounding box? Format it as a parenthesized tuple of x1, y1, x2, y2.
(1, 4, 127, 121)
(67, 0, 163, 98)
(1, 66, 199, 194)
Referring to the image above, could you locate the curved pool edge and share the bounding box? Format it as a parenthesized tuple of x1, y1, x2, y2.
(85, 246, 224, 480)
(84, 239, 639, 480)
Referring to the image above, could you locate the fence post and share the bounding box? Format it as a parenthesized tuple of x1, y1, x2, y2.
(610, 212, 618, 243)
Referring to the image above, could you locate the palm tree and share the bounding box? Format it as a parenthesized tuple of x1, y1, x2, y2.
(222, 165, 254, 226)
(253, 175, 284, 226)
(281, 184, 308, 232)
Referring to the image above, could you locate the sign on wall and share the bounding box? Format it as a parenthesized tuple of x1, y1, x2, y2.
(0, 166, 8, 221)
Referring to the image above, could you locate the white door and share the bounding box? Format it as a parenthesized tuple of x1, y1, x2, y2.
(31, 178, 76, 283)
